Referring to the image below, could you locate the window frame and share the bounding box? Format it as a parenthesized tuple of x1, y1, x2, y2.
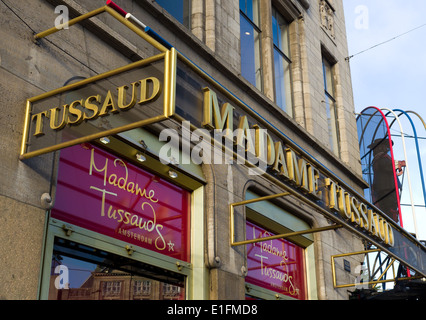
(271, 6, 293, 116)
(240, 0, 264, 91)
(38, 219, 193, 300)
(37, 140, 207, 300)
(243, 190, 318, 300)
(322, 56, 341, 157)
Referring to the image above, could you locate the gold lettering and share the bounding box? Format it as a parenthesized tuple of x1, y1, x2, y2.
(337, 187, 351, 219)
(89, 148, 108, 186)
(99, 90, 119, 116)
(378, 217, 387, 242)
(272, 141, 289, 178)
(359, 203, 369, 230)
(155, 224, 166, 250)
(67, 99, 84, 125)
(286, 149, 309, 192)
(89, 186, 117, 216)
(254, 125, 266, 162)
(236, 116, 255, 154)
(114, 159, 128, 189)
(350, 196, 361, 224)
(30, 77, 161, 136)
(31, 110, 49, 137)
(83, 95, 100, 120)
(387, 223, 395, 246)
(325, 178, 338, 211)
(308, 165, 322, 200)
(368, 210, 380, 237)
(139, 77, 161, 104)
(49, 105, 68, 131)
(202, 87, 234, 132)
(265, 133, 276, 166)
(118, 81, 139, 110)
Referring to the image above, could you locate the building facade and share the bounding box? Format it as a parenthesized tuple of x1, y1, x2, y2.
(0, 0, 376, 300)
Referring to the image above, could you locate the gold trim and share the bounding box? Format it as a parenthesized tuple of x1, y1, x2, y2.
(164, 48, 177, 117)
(20, 53, 170, 160)
(331, 249, 424, 289)
(174, 52, 426, 278)
(20, 115, 168, 160)
(20, 99, 32, 156)
(34, 6, 169, 53)
(29, 53, 166, 103)
(34, 6, 107, 40)
(232, 224, 342, 247)
(21, 5, 177, 160)
(229, 191, 342, 246)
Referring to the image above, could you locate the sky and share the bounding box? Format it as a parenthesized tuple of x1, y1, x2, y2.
(343, 0, 426, 113)
(343, 1, 426, 240)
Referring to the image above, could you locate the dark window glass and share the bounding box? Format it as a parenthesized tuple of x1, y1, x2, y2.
(272, 7, 292, 115)
(240, 0, 262, 90)
(156, 0, 191, 28)
(49, 237, 186, 300)
(322, 58, 340, 156)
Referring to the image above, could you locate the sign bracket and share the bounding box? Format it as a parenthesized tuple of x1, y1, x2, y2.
(331, 249, 424, 289)
(230, 192, 343, 246)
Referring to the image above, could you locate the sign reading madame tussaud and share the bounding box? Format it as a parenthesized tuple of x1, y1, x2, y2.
(172, 57, 426, 276)
(20, 53, 171, 160)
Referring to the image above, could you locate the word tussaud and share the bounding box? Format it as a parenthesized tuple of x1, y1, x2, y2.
(31, 76, 160, 137)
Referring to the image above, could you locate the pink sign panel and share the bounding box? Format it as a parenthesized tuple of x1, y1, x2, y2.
(246, 221, 306, 300)
(51, 143, 191, 262)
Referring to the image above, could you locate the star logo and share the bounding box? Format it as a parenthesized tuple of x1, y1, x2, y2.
(167, 240, 175, 251)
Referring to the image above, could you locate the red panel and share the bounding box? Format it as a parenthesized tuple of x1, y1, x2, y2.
(246, 221, 307, 300)
(51, 143, 191, 262)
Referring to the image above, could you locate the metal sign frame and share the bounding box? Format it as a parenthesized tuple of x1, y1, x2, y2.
(20, 5, 177, 160)
(229, 192, 343, 247)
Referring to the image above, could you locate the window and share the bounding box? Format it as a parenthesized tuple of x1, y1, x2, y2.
(101, 281, 123, 299)
(155, 0, 191, 28)
(48, 237, 186, 300)
(272, 7, 293, 116)
(240, 0, 262, 90)
(245, 220, 307, 300)
(322, 57, 340, 156)
(243, 190, 316, 300)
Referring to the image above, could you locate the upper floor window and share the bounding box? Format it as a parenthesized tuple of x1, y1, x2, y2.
(272, 7, 293, 116)
(240, 0, 263, 91)
(155, 0, 191, 28)
(322, 57, 340, 156)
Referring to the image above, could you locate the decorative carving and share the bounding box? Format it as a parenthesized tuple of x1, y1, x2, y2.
(320, 0, 335, 39)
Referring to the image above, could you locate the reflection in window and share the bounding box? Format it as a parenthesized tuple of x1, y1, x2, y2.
(240, 0, 262, 91)
(322, 57, 340, 156)
(155, 0, 191, 28)
(101, 281, 122, 299)
(49, 238, 186, 300)
(272, 7, 292, 116)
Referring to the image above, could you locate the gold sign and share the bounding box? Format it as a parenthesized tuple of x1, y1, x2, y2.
(172, 53, 426, 275)
(201, 87, 394, 247)
(20, 50, 176, 160)
(31, 77, 161, 137)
